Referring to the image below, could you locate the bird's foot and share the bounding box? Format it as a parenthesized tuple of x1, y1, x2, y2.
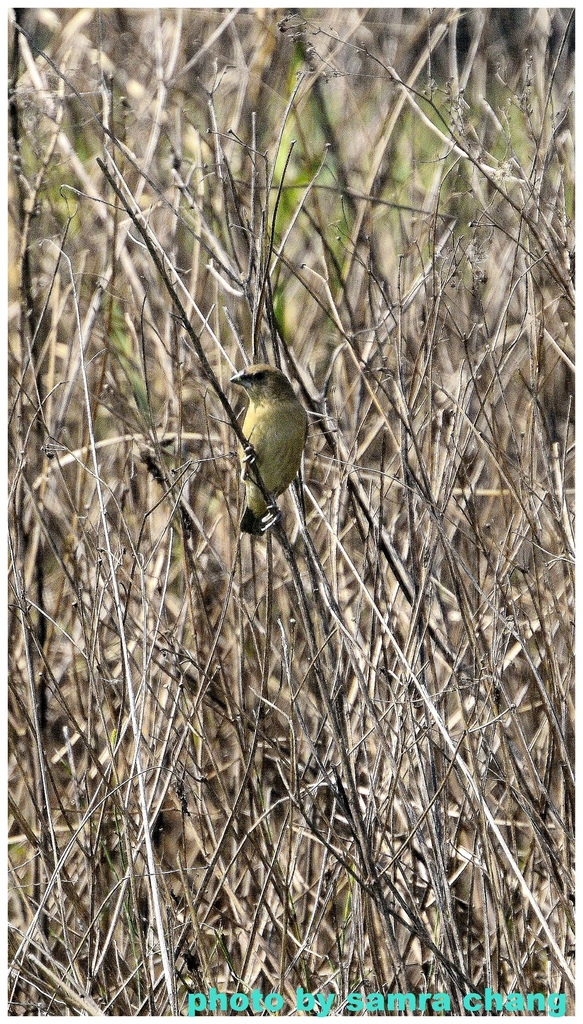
(242, 443, 256, 466)
(260, 504, 281, 533)
(241, 443, 257, 481)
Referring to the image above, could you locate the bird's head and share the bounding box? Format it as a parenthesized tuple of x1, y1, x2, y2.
(230, 364, 297, 403)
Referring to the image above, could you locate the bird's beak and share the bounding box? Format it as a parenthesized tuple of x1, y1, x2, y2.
(230, 371, 246, 387)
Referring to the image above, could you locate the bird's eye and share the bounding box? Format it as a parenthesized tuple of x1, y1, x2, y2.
(252, 371, 266, 382)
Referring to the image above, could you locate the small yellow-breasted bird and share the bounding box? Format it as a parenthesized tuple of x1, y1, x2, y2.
(231, 363, 308, 535)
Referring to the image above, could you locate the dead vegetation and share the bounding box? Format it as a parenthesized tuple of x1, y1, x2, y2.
(8, 7, 574, 1016)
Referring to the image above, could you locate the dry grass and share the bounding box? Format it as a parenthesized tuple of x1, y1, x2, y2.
(8, 8, 574, 1016)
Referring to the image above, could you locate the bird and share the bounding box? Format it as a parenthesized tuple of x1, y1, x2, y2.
(231, 363, 308, 535)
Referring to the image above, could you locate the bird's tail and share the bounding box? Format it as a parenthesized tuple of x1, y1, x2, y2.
(240, 507, 265, 535)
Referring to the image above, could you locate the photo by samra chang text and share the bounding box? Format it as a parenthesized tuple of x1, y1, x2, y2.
(187, 985, 568, 1016)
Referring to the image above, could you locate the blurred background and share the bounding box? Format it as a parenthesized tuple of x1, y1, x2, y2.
(8, 8, 574, 1015)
